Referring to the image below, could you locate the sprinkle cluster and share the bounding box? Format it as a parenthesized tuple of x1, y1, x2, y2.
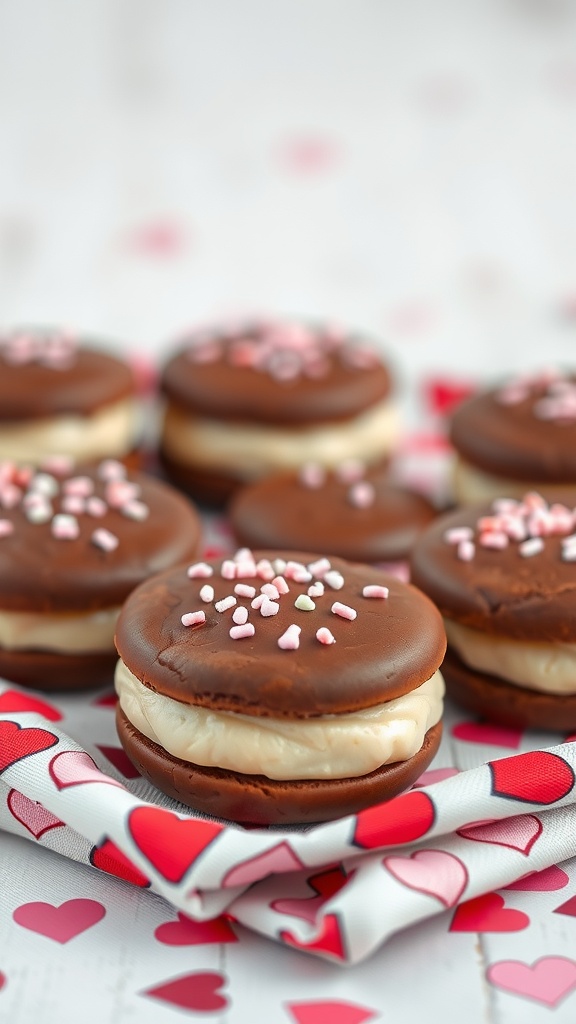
(496, 368, 576, 422)
(299, 460, 376, 509)
(444, 492, 576, 563)
(181, 548, 389, 649)
(185, 320, 380, 383)
(0, 330, 78, 370)
(0, 458, 149, 551)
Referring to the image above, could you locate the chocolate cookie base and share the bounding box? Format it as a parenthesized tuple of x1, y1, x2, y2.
(0, 647, 118, 692)
(443, 647, 576, 731)
(159, 447, 242, 505)
(116, 708, 442, 825)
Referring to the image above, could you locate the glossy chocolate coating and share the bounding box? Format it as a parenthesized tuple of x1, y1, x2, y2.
(161, 326, 392, 425)
(115, 552, 446, 716)
(450, 382, 576, 482)
(0, 345, 135, 421)
(117, 709, 442, 825)
(0, 468, 202, 612)
(443, 648, 576, 731)
(229, 468, 436, 562)
(0, 648, 118, 691)
(411, 504, 576, 642)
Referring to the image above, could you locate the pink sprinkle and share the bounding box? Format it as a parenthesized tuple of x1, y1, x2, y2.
(261, 583, 280, 600)
(284, 560, 307, 580)
(199, 584, 215, 602)
(51, 514, 80, 540)
(92, 527, 119, 552)
(492, 498, 521, 514)
(341, 345, 378, 370)
(331, 601, 357, 621)
(299, 463, 326, 489)
(0, 519, 14, 537)
(187, 562, 213, 579)
(234, 583, 256, 598)
(348, 481, 375, 509)
(292, 568, 313, 583)
(335, 459, 365, 484)
(523, 491, 547, 511)
(316, 627, 336, 645)
(188, 340, 223, 364)
(256, 559, 275, 580)
(98, 459, 126, 481)
(232, 606, 249, 625)
(272, 574, 289, 595)
(63, 476, 94, 497)
(61, 495, 86, 515)
(477, 515, 503, 532)
(308, 581, 324, 598)
(363, 585, 389, 599)
(230, 623, 256, 640)
(324, 570, 345, 590)
(106, 480, 140, 509)
(307, 557, 331, 577)
(497, 384, 528, 405)
(479, 531, 508, 549)
(260, 598, 279, 617)
(215, 595, 236, 613)
(221, 560, 237, 580)
(0, 483, 22, 509)
(519, 538, 544, 557)
(277, 624, 301, 650)
(233, 547, 253, 561)
(235, 559, 257, 579)
(444, 526, 474, 545)
(181, 610, 206, 627)
(457, 540, 475, 561)
(251, 594, 266, 610)
(121, 500, 149, 522)
(40, 455, 74, 477)
(86, 496, 107, 518)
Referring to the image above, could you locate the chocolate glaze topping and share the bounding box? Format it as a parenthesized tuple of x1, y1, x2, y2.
(115, 551, 446, 717)
(161, 322, 392, 425)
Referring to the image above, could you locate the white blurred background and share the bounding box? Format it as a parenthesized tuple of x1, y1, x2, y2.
(1, 0, 576, 428)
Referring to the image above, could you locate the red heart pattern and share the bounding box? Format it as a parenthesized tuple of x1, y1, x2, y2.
(13, 899, 105, 943)
(353, 790, 435, 850)
(142, 971, 229, 1012)
(553, 895, 576, 917)
(128, 807, 223, 883)
(0, 721, 58, 773)
(505, 865, 569, 892)
(272, 867, 348, 924)
(0, 690, 61, 722)
(450, 893, 530, 933)
(154, 912, 237, 946)
(490, 751, 574, 805)
(452, 722, 522, 749)
(286, 1000, 377, 1024)
(281, 913, 346, 961)
(89, 839, 149, 888)
(7, 789, 65, 840)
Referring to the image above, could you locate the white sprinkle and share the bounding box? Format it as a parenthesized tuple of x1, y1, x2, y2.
(106, 480, 140, 508)
(232, 606, 249, 625)
(331, 601, 357, 621)
(307, 557, 331, 577)
(86, 496, 107, 517)
(251, 594, 266, 610)
(234, 583, 256, 598)
(324, 570, 345, 590)
(199, 584, 215, 602)
(221, 559, 237, 580)
(363, 585, 389, 599)
(272, 558, 287, 576)
(26, 502, 53, 524)
(0, 519, 14, 537)
(260, 583, 280, 600)
(260, 598, 279, 617)
(308, 582, 324, 598)
(316, 627, 336, 645)
(277, 624, 301, 650)
(230, 623, 255, 640)
(295, 594, 315, 611)
(519, 538, 544, 558)
(121, 500, 149, 521)
(235, 559, 257, 579)
(444, 527, 474, 545)
(31, 473, 59, 497)
(181, 610, 206, 627)
(233, 547, 253, 562)
(91, 527, 119, 552)
(187, 562, 213, 579)
(457, 540, 475, 562)
(51, 514, 80, 540)
(348, 481, 375, 509)
(272, 575, 289, 595)
(215, 595, 236, 613)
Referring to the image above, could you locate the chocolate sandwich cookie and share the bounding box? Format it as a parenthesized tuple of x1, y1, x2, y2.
(450, 368, 576, 504)
(229, 462, 437, 565)
(411, 492, 576, 730)
(114, 549, 446, 825)
(0, 328, 140, 464)
(160, 319, 398, 503)
(0, 458, 201, 690)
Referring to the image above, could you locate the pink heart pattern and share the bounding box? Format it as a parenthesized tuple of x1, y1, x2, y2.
(7, 789, 65, 839)
(13, 899, 106, 943)
(223, 842, 304, 889)
(383, 850, 468, 907)
(49, 750, 125, 790)
(457, 815, 542, 855)
(487, 957, 576, 1007)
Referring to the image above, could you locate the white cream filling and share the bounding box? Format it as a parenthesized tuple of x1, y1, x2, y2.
(452, 455, 576, 505)
(0, 398, 140, 462)
(445, 618, 576, 695)
(161, 398, 399, 478)
(0, 606, 121, 653)
(115, 660, 444, 780)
